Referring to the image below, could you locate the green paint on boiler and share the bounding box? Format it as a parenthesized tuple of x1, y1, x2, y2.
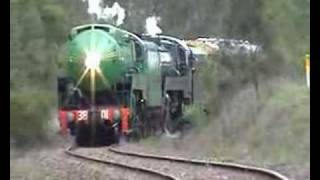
(67, 28, 130, 91)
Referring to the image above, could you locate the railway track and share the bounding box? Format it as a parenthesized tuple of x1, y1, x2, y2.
(65, 145, 290, 180)
(65, 146, 178, 180)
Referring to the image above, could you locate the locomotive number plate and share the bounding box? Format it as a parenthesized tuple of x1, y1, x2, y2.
(77, 110, 88, 121)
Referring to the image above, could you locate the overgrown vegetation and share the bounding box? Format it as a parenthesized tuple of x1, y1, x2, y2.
(247, 81, 309, 165)
(137, 0, 310, 172)
(10, 0, 90, 146)
(183, 104, 208, 131)
(202, 78, 310, 165)
(199, 1, 309, 165)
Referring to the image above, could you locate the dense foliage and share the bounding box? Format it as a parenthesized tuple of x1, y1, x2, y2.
(10, 0, 90, 145)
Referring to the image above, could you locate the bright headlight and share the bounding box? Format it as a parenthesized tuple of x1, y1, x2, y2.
(85, 51, 101, 69)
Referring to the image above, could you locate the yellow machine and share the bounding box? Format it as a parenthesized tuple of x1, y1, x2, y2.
(304, 53, 310, 88)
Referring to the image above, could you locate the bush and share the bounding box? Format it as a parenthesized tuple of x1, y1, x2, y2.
(183, 104, 208, 130)
(247, 80, 310, 164)
(10, 91, 54, 146)
(10, 0, 87, 147)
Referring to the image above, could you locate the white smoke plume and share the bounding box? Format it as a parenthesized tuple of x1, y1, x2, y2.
(100, 2, 126, 26)
(82, 0, 102, 16)
(145, 16, 163, 36)
(82, 0, 126, 26)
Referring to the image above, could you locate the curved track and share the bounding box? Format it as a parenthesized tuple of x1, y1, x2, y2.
(65, 146, 290, 180)
(109, 146, 289, 180)
(65, 146, 178, 180)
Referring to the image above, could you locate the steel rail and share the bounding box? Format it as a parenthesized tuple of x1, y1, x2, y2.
(109, 146, 290, 180)
(65, 146, 179, 180)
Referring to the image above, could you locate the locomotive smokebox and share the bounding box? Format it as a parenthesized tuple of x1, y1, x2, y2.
(67, 27, 129, 91)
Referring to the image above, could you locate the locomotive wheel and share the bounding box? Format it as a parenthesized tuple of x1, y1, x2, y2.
(75, 121, 90, 146)
(163, 95, 182, 138)
(89, 121, 118, 146)
(131, 93, 147, 139)
(163, 114, 182, 138)
(94, 122, 108, 146)
(104, 121, 119, 145)
(130, 116, 144, 141)
(68, 121, 76, 136)
(145, 107, 164, 136)
(75, 120, 118, 146)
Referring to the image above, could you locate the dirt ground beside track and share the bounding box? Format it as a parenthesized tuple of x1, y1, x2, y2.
(119, 140, 310, 180)
(10, 140, 165, 180)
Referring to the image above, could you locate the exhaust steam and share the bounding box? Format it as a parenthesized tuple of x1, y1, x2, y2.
(145, 16, 163, 36)
(82, 0, 126, 26)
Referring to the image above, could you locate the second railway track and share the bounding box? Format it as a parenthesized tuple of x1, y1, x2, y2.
(65, 145, 290, 180)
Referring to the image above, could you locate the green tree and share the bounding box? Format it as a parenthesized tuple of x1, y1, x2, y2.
(10, 0, 88, 146)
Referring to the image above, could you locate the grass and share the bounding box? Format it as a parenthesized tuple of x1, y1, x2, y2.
(245, 80, 309, 165)
(139, 78, 309, 169)
(10, 90, 56, 147)
(205, 78, 309, 166)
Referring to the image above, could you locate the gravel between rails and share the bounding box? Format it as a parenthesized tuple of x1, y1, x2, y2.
(39, 148, 167, 180)
(74, 147, 279, 180)
(66, 147, 176, 180)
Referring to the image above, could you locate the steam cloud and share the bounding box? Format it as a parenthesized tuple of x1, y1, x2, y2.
(82, 0, 126, 26)
(82, 0, 101, 16)
(145, 16, 163, 36)
(100, 2, 126, 26)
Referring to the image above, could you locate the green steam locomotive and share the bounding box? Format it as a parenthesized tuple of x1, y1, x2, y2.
(57, 24, 199, 146)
